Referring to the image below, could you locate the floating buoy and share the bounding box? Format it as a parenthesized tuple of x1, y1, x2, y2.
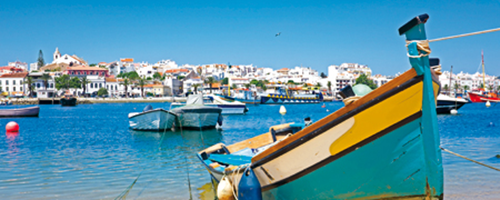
(486, 101, 491, 107)
(5, 121, 19, 132)
(217, 176, 235, 200)
(321, 103, 326, 108)
(279, 105, 286, 115)
(326, 109, 330, 112)
(450, 109, 458, 115)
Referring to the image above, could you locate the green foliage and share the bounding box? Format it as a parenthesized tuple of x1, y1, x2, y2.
(204, 77, 217, 93)
(97, 88, 108, 96)
(99, 65, 106, 68)
(118, 71, 140, 80)
(320, 72, 327, 78)
(316, 82, 322, 87)
(232, 84, 237, 89)
(287, 80, 295, 85)
(443, 84, 449, 91)
(146, 77, 152, 81)
(153, 72, 162, 80)
(31, 70, 39, 72)
(89, 64, 97, 67)
(177, 75, 185, 80)
(120, 78, 131, 98)
(221, 77, 229, 84)
(24, 76, 34, 97)
(354, 74, 377, 89)
(135, 77, 147, 97)
(244, 83, 251, 89)
(55, 75, 81, 90)
(463, 85, 470, 91)
(250, 79, 259, 85)
(37, 50, 45, 67)
(41, 73, 51, 89)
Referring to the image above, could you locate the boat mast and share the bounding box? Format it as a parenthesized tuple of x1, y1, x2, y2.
(449, 65, 453, 96)
(482, 50, 486, 91)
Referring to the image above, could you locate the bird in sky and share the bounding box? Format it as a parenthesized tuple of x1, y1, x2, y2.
(275, 32, 281, 37)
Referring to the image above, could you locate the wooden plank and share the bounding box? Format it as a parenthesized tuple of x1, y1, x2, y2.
(226, 132, 274, 153)
(251, 68, 418, 163)
(199, 143, 224, 154)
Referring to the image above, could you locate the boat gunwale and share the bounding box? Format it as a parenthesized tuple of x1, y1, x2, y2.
(128, 108, 177, 119)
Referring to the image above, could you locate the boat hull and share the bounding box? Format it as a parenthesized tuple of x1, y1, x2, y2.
(209, 104, 247, 114)
(436, 96, 467, 114)
(172, 107, 222, 129)
(467, 92, 500, 103)
(128, 109, 177, 131)
(260, 95, 322, 104)
(60, 98, 77, 106)
(215, 94, 260, 104)
(0, 106, 40, 117)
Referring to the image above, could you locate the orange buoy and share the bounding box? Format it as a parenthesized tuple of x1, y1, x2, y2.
(6, 121, 19, 132)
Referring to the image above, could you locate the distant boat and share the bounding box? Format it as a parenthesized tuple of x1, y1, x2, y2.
(216, 90, 260, 104)
(0, 106, 40, 117)
(171, 94, 223, 129)
(468, 51, 500, 103)
(260, 86, 323, 104)
(196, 14, 443, 199)
(60, 91, 77, 106)
(128, 105, 177, 131)
(171, 95, 248, 114)
(436, 94, 468, 114)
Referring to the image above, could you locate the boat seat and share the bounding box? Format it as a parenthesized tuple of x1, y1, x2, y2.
(209, 154, 253, 166)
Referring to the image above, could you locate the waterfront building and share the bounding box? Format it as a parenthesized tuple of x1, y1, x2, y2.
(163, 76, 183, 96)
(0, 72, 28, 96)
(0, 66, 25, 75)
(439, 71, 500, 92)
(371, 74, 392, 87)
(8, 61, 28, 70)
(51, 48, 87, 66)
(30, 62, 39, 72)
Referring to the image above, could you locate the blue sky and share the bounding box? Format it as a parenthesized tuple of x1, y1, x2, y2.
(1, 0, 500, 76)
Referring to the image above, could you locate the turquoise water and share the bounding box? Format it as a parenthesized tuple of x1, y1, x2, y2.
(0, 102, 499, 199)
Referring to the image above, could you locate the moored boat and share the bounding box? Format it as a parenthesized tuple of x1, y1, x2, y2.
(216, 90, 260, 104)
(260, 86, 323, 104)
(437, 94, 468, 114)
(197, 14, 443, 199)
(0, 106, 40, 117)
(128, 105, 177, 131)
(467, 91, 500, 103)
(60, 91, 77, 106)
(171, 94, 223, 129)
(205, 95, 248, 114)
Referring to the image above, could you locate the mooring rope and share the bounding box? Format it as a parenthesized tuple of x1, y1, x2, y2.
(440, 147, 500, 172)
(428, 27, 500, 43)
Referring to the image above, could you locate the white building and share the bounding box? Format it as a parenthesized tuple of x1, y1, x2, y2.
(0, 72, 28, 96)
(52, 48, 87, 66)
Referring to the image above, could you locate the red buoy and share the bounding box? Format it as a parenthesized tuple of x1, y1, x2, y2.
(6, 121, 19, 132)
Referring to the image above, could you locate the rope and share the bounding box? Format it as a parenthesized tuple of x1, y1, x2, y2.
(429, 27, 500, 43)
(405, 40, 431, 58)
(441, 147, 500, 172)
(343, 96, 362, 105)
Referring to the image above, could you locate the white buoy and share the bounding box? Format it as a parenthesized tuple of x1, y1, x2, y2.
(450, 109, 458, 115)
(486, 101, 491, 108)
(279, 105, 287, 115)
(217, 176, 235, 200)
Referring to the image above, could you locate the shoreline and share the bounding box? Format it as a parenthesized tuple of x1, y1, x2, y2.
(4, 97, 188, 105)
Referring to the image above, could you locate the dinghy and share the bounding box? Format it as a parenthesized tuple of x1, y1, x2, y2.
(128, 105, 177, 131)
(197, 14, 444, 199)
(0, 106, 39, 117)
(171, 94, 223, 129)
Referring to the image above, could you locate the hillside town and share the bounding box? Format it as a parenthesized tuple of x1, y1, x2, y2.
(1, 48, 498, 99)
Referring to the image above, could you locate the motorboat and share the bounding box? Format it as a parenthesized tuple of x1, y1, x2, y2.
(196, 14, 444, 200)
(260, 86, 323, 104)
(171, 94, 223, 129)
(204, 95, 248, 114)
(216, 89, 260, 104)
(436, 94, 468, 114)
(0, 106, 40, 117)
(60, 91, 77, 106)
(128, 105, 177, 131)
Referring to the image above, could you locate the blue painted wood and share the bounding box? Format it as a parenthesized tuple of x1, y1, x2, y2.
(208, 154, 252, 166)
(402, 15, 443, 197)
(238, 168, 263, 200)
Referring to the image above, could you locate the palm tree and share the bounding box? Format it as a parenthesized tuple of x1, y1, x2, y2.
(41, 73, 51, 90)
(192, 83, 200, 94)
(24, 76, 34, 97)
(327, 81, 332, 95)
(120, 78, 131, 98)
(80, 76, 91, 97)
(205, 77, 216, 93)
(135, 77, 147, 97)
(463, 85, 470, 91)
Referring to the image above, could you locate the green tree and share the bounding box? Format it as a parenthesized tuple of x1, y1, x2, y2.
(97, 88, 108, 96)
(316, 82, 322, 88)
(135, 77, 147, 97)
(192, 84, 200, 94)
(41, 73, 51, 90)
(221, 77, 229, 85)
(177, 76, 185, 80)
(205, 77, 216, 93)
(80, 76, 91, 96)
(37, 50, 45, 68)
(120, 78, 131, 98)
(479, 83, 484, 89)
(327, 81, 332, 94)
(232, 84, 237, 89)
(89, 63, 97, 67)
(320, 72, 327, 78)
(55, 75, 71, 90)
(128, 71, 140, 80)
(487, 84, 494, 91)
(146, 77, 152, 81)
(463, 85, 470, 91)
(153, 72, 162, 81)
(24, 76, 34, 97)
(354, 74, 377, 89)
(287, 80, 295, 85)
(443, 84, 449, 91)
(244, 83, 251, 89)
(70, 77, 81, 89)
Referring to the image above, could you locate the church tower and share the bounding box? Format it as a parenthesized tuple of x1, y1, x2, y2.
(53, 47, 61, 62)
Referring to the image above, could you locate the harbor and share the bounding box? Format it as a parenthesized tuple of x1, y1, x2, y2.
(0, 102, 499, 199)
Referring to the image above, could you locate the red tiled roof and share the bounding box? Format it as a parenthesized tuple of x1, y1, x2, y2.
(67, 66, 108, 71)
(164, 69, 189, 73)
(277, 68, 289, 71)
(120, 58, 134, 62)
(105, 77, 117, 82)
(0, 72, 28, 78)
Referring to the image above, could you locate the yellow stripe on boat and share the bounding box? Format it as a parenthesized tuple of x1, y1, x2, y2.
(329, 82, 423, 156)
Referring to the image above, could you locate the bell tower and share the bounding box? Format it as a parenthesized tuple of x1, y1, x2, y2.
(53, 47, 61, 62)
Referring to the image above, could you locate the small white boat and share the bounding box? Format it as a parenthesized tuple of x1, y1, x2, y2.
(204, 95, 248, 114)
(171, 94, 223, 129)
(128, 105, 177, 131)
(0, 106, 39, 117)
(436, 94, 468, 114)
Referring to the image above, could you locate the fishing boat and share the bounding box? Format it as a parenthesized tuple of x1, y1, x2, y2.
(197, 14, 443, 199)
(204, 95, 248, 114)
(60, 91, 77, 106)
(260, 86, 323, 104)
(0, 106, 40, 117)
(467, 51, 500, 103)
(216, 90, 260, 104)
(436, 94, 468, 114)
(128, 105, 177, 131)
(171, 94, 223, 129)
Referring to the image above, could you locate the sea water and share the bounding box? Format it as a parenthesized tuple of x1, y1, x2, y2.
(0, 102, 498, 199)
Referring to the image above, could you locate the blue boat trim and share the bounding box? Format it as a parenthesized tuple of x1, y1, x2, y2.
(251, 75, 424, 168)
(260, 111, 423, 191)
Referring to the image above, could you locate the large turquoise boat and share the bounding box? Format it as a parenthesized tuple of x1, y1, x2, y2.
(197, 14, 443, 199)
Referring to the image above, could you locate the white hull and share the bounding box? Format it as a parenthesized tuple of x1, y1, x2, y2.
(205, 104, 247, 114)
(172, 106, 222, 129)
(128, 109, 177, 131)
